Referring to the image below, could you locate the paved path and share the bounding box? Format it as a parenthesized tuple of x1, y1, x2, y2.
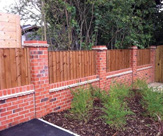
(0, 119, 76, 136)
(148, 82, 163, 92)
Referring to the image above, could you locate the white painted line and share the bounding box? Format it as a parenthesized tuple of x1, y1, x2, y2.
(107, 70, 132, 79)
(49, 78, 99, 93)
(137, 66, 152, 71)
(0, 90, 35, 100)
(38, 118, 80, 136)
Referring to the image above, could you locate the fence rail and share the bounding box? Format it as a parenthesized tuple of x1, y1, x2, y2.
(106, 49, 131, 72)
(137, 49, 150, 66)
(48, 51, 96, 83)
(0, 48, 31, 90)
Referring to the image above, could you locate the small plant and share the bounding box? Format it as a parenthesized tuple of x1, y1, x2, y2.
(109, 83, 131, 102)
(102, 83, 133, 130)
(68, 87, 93, 121)
(133, 79, 163, 120)
(90, 85, 109, 103)
(133, 78, 149, 91)
(141, 88, 163, 120)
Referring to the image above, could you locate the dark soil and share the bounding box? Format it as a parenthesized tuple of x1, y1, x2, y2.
(43, 90, 161, 136)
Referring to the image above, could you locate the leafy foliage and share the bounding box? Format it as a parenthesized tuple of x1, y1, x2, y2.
(69, 88, 93, 121)
(133, 79, 163, 120)
(102, 83, 133, 130)
(7, 0, 161, 50)
(142, 89, 163, 120)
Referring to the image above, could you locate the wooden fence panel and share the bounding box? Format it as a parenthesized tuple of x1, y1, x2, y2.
(137, 49, 150, 66)
(48, 51, 96, 83)
(106, 49, 131, 72)
(0, 48, 31, 90)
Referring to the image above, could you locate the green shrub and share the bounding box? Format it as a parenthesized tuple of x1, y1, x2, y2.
(133, 78, 149, 91)
(90, 86, 109, 103)
(102, 83, 133, 130)
(109, 83, 131, 102)
(69, 87, 93, 121)
(133, 79, 163, 120)
(141, 88, 163, 120)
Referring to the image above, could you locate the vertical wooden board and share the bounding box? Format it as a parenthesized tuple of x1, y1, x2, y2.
(107, 51, 110, 72)
(110, 51, 112, 71)
(0, 49, 6, 89)
(67, 51, 70, 80)
(60, 51, 64, 81)
(83, 51, 86, 77)
(93, 51, 97, 75)
(87, 51, 90, 76)
(4, 49, 11, 88)
(84, 51, 87, 76)
(73, 51, 77, 79)
(10, 49, 17, 87)
(24, 48, 29, 85)
(123, 50, 125, 69)
(113, 50, 116, 71)
(120, 50, 123, 69)
(90, 51, 93, 75)
(79, 51, 82, 78)
(88, 51, 90, 76)
(70, 51, 73, 80)
(26, 48, 31, 84)
(75, 51, 79, 78)
(15, 48, 21, 86)
(91, 51, 93, 75)
(115, 50, 117, 71)
(20, 49, 26, 86)
(108, 51, 110, 72)
(63, 51, 67, 81)
(81, 51, 84, 77)
(155, 47, 160, 82)
(52, 52, 57, 83)
(56, 51, 60, 82)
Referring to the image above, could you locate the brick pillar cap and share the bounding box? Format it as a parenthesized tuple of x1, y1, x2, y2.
(150, 46, 156, 49)
(130, 46, 137, 49)
(23, 41, 49, 48)
(92, 45, 107, 50)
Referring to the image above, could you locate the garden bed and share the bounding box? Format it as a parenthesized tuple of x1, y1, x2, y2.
(43, 88, 159, 136)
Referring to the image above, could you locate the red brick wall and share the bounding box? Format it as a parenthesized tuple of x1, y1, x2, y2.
(0, 42, 156, 131)
(0, 84, 35, 130)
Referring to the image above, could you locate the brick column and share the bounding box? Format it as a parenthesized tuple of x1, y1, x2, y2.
(24, 41, 50, 118)
(150, 46, 156, 82)
(92, 46, 107, 90)
(131, 46, 138, 83)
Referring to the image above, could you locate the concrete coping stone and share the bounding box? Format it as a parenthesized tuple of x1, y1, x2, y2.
(106, 70, 133, 79)
(137, 66, 152, 71)
(49, 78, 100, 93)
(0, 90, 35, 100)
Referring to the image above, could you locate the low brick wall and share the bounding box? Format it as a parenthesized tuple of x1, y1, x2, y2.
(0, 84, 35, 130)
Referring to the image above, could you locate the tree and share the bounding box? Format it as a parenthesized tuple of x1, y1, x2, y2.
(7, 0, 161, 50)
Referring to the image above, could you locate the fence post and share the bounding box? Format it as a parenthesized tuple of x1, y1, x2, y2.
(150, 46, 156, 82)
(24, 41, 50, 118)
(92, 46, 107, 90)
(131, 46, 138, 83)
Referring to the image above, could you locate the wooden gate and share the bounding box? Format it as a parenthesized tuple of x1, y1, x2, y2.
(155, 45, 163, 82)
